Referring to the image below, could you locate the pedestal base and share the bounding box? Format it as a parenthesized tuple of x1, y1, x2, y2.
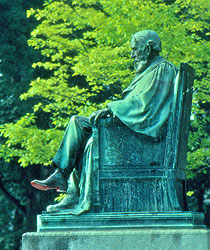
(22, 229, 210, 250)
(37, 211, 205, 231)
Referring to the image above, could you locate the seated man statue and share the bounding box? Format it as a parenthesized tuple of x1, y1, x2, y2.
(31, 30, 177, 212)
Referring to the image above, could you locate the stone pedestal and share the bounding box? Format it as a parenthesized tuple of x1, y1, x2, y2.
(22, 229, 210, 250)
(22, 212, 207, 249)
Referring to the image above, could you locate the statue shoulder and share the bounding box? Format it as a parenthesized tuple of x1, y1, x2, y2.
(159, 60, 178, 73)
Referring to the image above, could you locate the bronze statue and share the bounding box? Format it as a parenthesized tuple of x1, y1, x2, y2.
(31, 30, 177, 213)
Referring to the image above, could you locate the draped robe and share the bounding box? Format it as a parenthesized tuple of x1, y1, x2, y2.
(108, 56, 177, 139)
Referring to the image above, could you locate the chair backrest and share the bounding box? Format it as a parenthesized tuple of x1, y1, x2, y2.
(172, 63, 194, 171)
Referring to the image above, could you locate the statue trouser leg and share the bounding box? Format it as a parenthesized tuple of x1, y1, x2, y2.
(46, 116, 92, 211)
(31, 115, 92, 192)
(52, 115, 92, 173)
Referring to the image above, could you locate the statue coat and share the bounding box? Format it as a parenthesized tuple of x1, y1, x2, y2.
(107, 56, 177, 139)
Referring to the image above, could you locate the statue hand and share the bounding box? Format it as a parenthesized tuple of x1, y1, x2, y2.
(89, 108, 111, 125)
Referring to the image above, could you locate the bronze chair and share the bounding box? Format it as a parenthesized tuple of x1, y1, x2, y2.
(91, 63, 194, 213)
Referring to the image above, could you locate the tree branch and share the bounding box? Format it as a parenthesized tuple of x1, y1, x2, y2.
(0, 174, 26, 214)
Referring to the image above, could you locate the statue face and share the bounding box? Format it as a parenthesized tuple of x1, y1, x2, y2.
(130, 37, 149, 73)
(131, 37, 145, 60)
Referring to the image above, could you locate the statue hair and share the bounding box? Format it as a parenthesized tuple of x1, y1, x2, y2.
(132, 30, 162, 52)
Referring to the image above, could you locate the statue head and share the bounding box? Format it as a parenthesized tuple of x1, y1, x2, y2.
(131, 30, 162, 73)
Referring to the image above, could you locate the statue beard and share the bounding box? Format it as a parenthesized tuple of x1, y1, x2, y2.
(134, 57, 149, 74)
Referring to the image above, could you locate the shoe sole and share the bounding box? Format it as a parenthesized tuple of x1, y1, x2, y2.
(31, 181, 66, 192)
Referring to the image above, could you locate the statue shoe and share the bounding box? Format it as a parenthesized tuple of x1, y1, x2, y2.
(30, 169, 68, 192)
(46, 193, 79, 212)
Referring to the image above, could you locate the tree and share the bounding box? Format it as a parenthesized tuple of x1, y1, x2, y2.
(0, 1, 210, 245)
(1, 0, 210, 165)
(0, 0, 56, 249)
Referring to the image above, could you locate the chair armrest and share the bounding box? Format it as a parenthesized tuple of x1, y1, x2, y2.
(93, 116, 124, 128)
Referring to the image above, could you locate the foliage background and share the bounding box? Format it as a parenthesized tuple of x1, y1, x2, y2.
(0, 0, 209, 248)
